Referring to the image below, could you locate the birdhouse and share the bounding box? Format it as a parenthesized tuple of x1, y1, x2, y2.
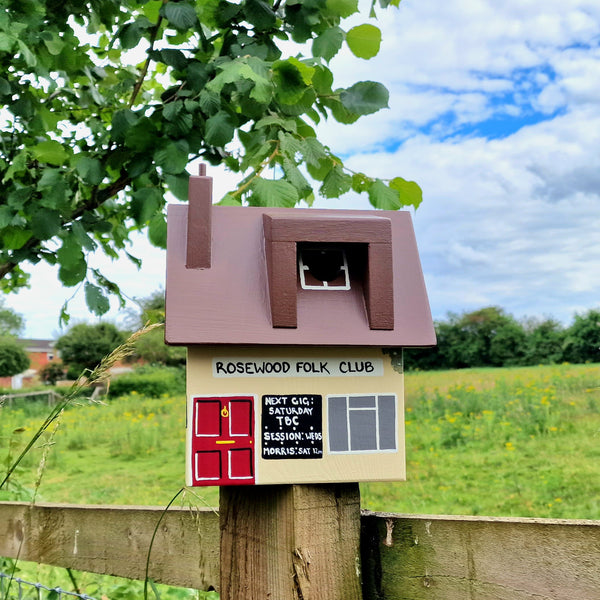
(165, 168, 435, 486)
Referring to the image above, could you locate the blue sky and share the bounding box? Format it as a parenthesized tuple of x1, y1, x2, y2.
(7, 0, 600, 338)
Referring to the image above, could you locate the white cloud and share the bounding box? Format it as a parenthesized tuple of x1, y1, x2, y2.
(7, 0, 600, 338)
(342, 103, 600, 323)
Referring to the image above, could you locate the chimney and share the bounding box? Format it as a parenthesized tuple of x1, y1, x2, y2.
(186, 164, 212, 269)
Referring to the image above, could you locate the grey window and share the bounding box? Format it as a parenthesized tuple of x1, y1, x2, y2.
(327, 394, 397, 453)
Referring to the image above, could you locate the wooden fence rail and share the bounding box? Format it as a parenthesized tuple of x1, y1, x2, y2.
(1, 390, 62, 406)
(1, 501, 599, 600)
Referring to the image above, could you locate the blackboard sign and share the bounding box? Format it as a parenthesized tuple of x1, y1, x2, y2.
(261, 395, 323, 460)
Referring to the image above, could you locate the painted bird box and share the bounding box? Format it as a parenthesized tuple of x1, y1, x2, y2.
(165, 169, 435, 486)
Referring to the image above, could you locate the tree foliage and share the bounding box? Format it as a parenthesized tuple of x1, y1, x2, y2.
(0, 298, 25, 336)
(562, 310, 600, 365)
(38, 360, 66, 385)
(0, 0, 416, 321)
(406, 306, 600, 370)
(127, 288, 186, 366)
(0, 336, 30, 377)
(55, 322, 126, 377)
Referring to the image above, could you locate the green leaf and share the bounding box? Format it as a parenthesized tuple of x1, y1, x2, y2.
(74, 156, 104, 185)
(148, 213, 167, 248)
(162, 2, 198, 31)
(199, 90, 221, 115)
(288, 57, 315, 85)
(164, 173, 190, 201)
(120, 22, 145, 50)
(207, 59, 272, 104)
(0, 206, 13, 228)
(40, 31, 65, 55)
(320, 165, 352, 198)
(312, 27, 344, 62)
(327, 0, 359, 17)
(389, 176, 423, 209)
(57, 236, 88, 286)
(243, 0, 276, 31)
(346, 24, 382, 59)
(57, 236, 85, 268)
(125, 118, 158, 151)
(312, 65, 334, 94)
(111, 109, 138, 143)
(0, 77, 10, 95)
(351, 172, 371, 193)
(156, 49, 188, 70)
(205, 111, 236, 147)
(217, 193, 242, 206)
(131, 187, 163, 225)
(17, 40, 36, 67)
(31, 209, 61, 240)
(300, 137, 328, 168)
(58, 259, 87, 287)
(37, 168, 62, 189)
(126, 154, 153, 179)
(339, 81, 389, 115)
(163, 101, 183, 122)
(32, 141, 69, 166)
(323, 96, 359, 124)
(2, 227, 32, 250)
(278, 131, 303, 157)
(59, 303, 71, 328)
(273, 61, 308, 105)
(249, 177, 299, 207)
(154, 140, 189, 174)
(0, 33, 16, 53)
(85, 282, 110, 315)
(367, 178, 401, 210)
(71, 221, 97, 252)
(282, 159, 311, 196)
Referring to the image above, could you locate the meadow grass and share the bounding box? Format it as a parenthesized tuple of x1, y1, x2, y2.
(363, 362, 600, 518)
(1, 362, 599, 598)
(1, 363, 599, 518)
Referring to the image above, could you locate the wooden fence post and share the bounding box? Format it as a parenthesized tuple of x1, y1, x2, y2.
(219, 483, 363, 600)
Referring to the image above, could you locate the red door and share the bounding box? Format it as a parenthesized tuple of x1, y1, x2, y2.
(191, 396, 255, 486)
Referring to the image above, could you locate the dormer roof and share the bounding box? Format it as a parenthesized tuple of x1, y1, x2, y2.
(165, 173, 435, 348)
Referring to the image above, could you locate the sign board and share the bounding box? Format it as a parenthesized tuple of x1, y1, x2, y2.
(213, 358, 384, 378)
(261, 395, 323, 460)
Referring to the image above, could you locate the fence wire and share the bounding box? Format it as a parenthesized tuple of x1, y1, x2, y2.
(0, 573, 97, 600)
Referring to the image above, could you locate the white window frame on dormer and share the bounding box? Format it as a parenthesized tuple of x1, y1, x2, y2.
(298, 248, 351, 291)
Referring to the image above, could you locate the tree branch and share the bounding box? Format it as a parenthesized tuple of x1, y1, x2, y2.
(0, 172, 132, 283)
(129, 12, 165, 108)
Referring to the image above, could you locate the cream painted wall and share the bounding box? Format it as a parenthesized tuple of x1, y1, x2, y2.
(186, 346, 405, 485)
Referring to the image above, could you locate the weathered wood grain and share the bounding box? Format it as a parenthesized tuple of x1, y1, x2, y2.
(361, 511, 600, 600)
(219, 484, 363, 600)
(0, 502, 219, 591)
(2, 502, 600, 599)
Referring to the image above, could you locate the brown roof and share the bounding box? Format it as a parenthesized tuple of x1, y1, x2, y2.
(19, 339, 56, 352)
(165, 175, 435, 348)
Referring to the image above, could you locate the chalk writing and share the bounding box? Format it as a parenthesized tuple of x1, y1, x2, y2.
(261, 395, 323, 460)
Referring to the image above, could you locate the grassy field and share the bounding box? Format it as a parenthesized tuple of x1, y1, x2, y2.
(1, 362, 599, 599)
(2, 361, 600, 519)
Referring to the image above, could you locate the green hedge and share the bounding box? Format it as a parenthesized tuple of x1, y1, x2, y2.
(109, 366, 185, 398)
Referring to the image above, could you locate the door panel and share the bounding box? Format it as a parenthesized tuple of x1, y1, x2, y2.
(194, 450, 221, 481)
(191, 396, 255, 486)
(195, 400, 221, 436)
(228, 448, 254, 479)
(229, 399, 253, 436)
